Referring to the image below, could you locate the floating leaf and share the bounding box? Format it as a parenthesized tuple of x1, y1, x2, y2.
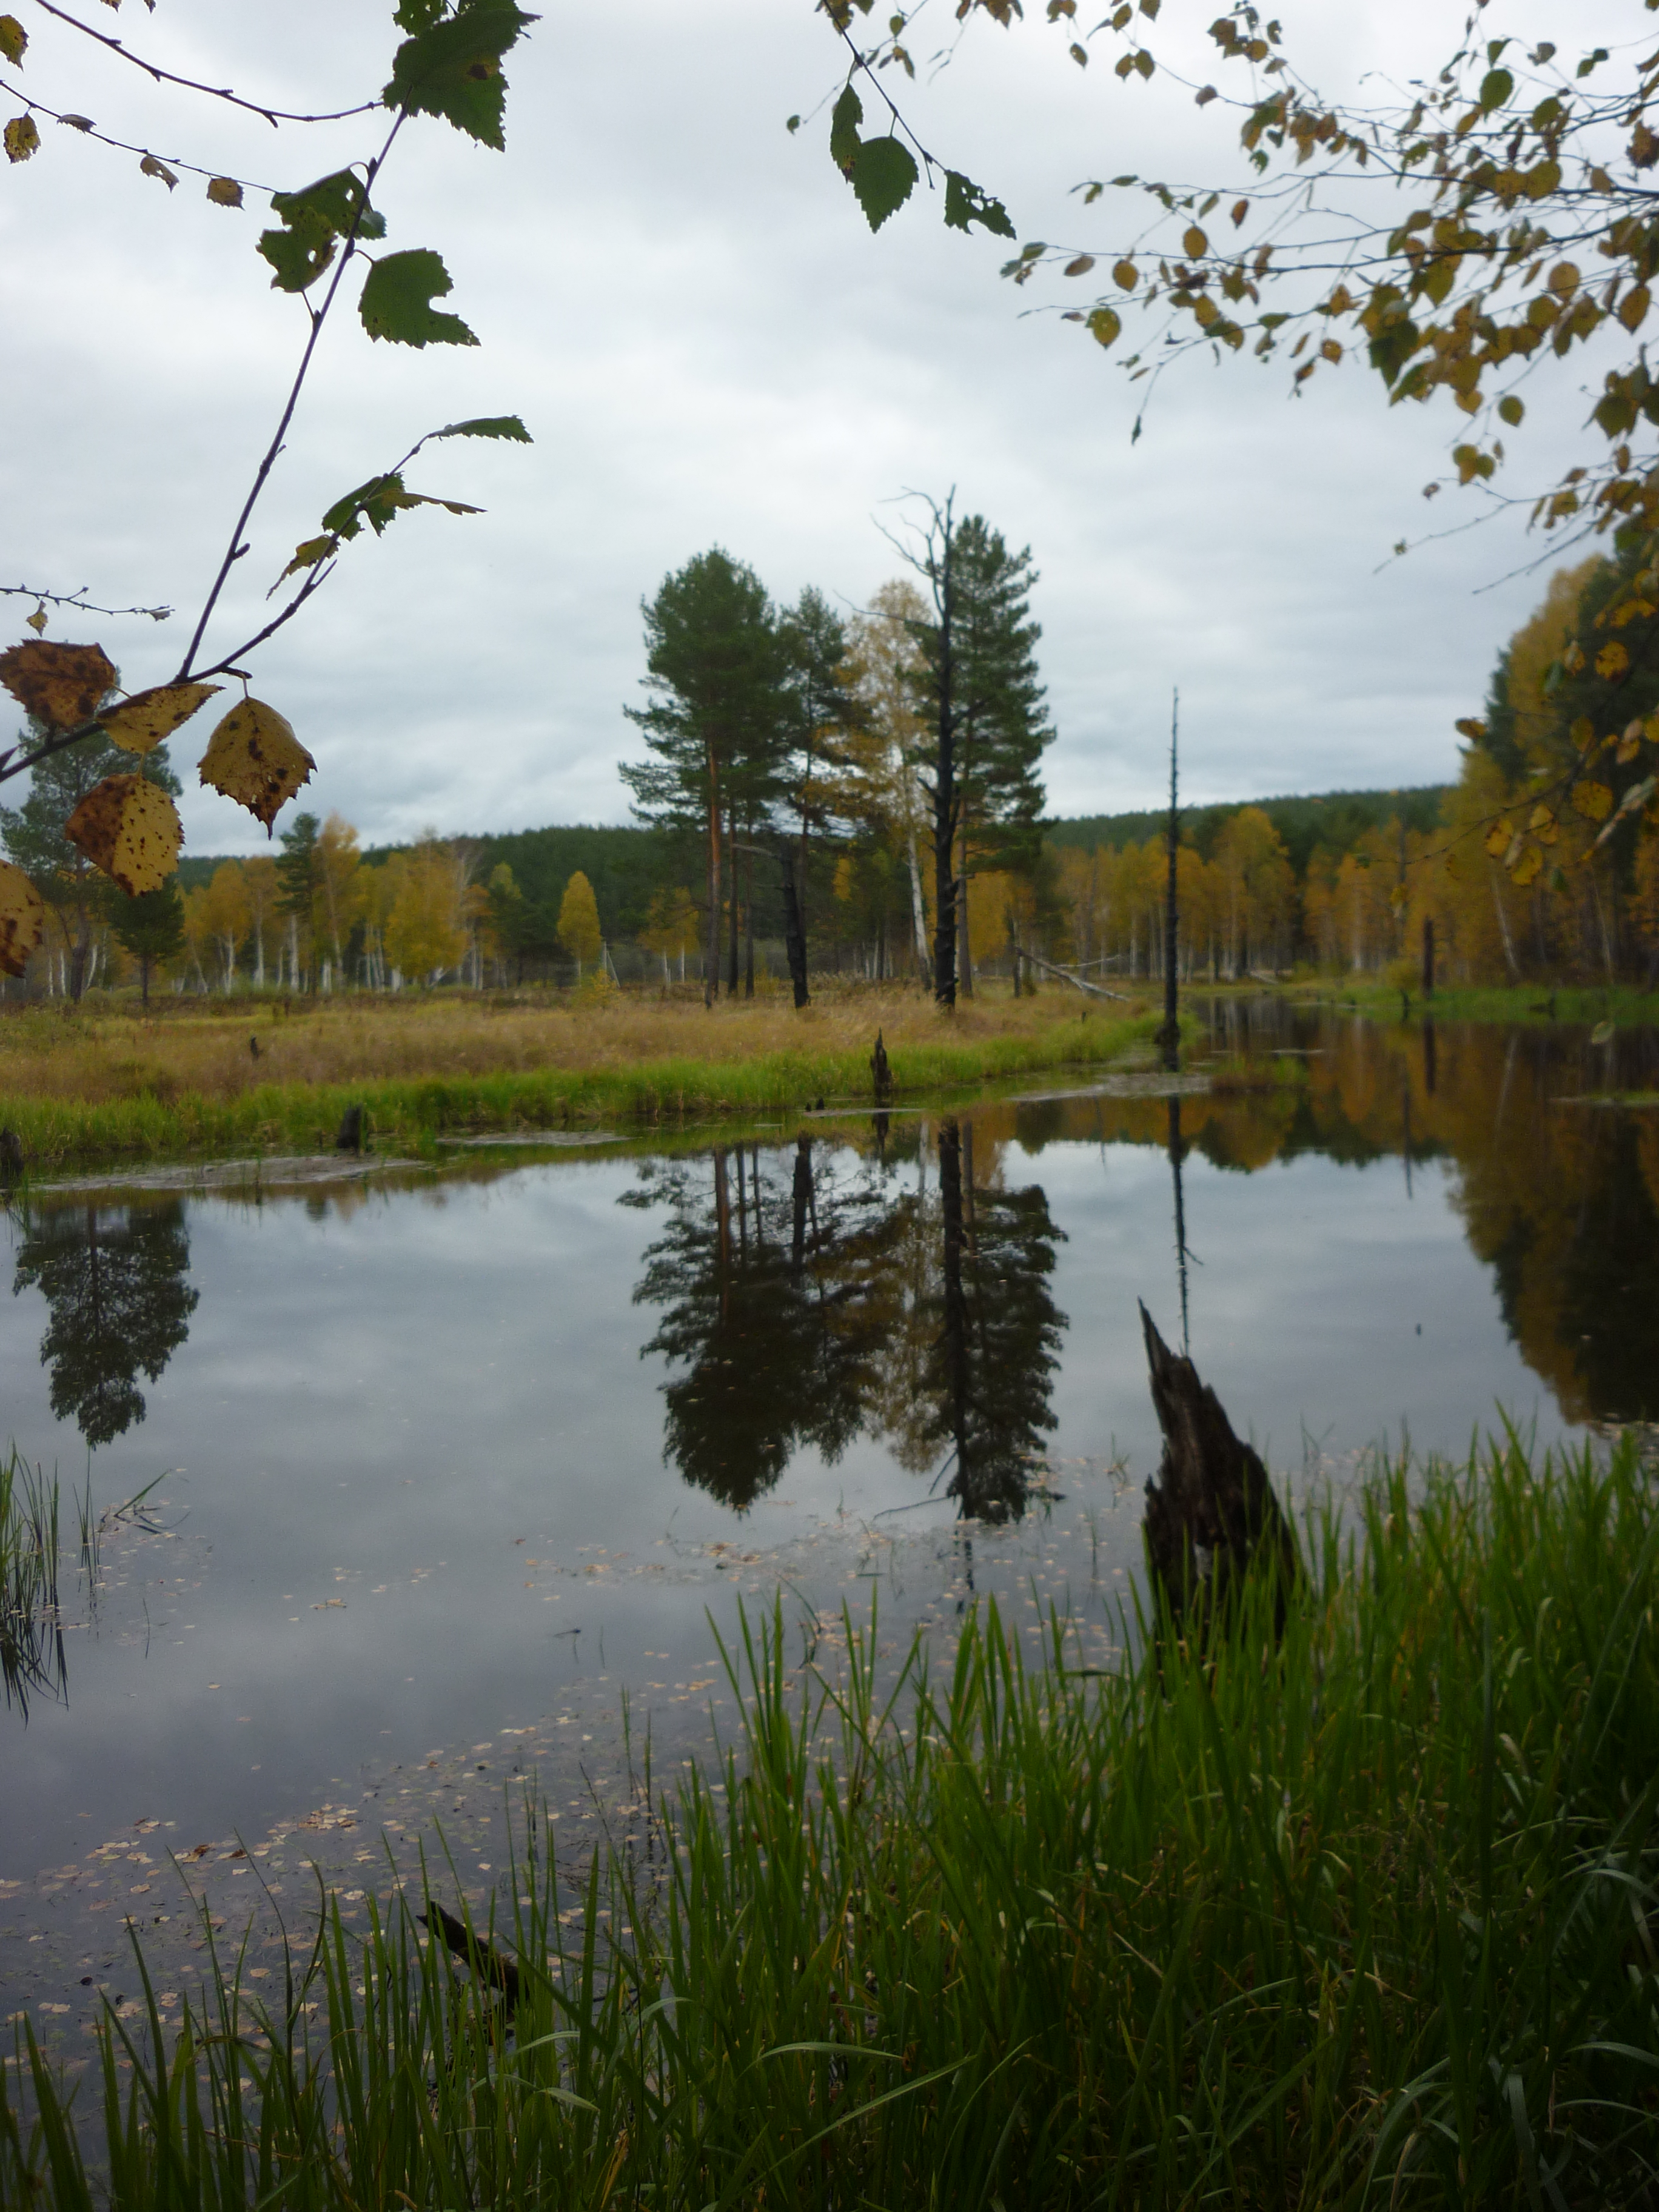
(4, 113, 39, 164)
(1571, 779, 1615, 823)
(0, 639, 115, 728)
(1595, 640, 1629, 680)
(0, 15, 24, 65)
(198, 699, 315, 830)
(65, 774, 183, 895)
(360, 249, 478, 347)
(434, 415, 532, 443)
(139, 153, 178, 190)
(0, 859, 44, 979)
(98, 680, 221, 757)
(851, 135, 918, 232)
(942, 169, 1014, 238)
(206, 175, 243, 209)
(383, 0, 534, 150)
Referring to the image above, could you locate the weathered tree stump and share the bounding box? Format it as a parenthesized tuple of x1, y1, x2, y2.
(871, 1028, 892, 1103)
(1139, 1301, 1299, 1640)
(335, 1104, 369, 1153)
(418, 1902, 521, 2019)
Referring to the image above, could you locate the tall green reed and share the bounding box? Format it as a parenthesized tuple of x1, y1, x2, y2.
(4, 1430, 1655, 2207)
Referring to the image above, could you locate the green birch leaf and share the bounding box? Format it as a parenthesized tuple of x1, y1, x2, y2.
(259, 170, 384, 292)
(830, 85, 863, 172)
(321, 474, 413, 539)
(0, 16, 27, 67)
(435, 415, 532, 442)
(943, 169, 1016, 238)
(851, 135, 917, 233)
(360, 250, 478, 347)
(383, 0, 535, 150)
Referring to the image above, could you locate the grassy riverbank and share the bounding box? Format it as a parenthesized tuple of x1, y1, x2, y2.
(0, 991, 1158, 1168)
(5, 1432, 1655, 2208)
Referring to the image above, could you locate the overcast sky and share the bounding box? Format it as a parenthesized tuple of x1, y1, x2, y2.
(0, 0, 1632, 854)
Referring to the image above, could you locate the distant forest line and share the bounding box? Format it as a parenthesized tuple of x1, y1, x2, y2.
(175, 784, 1450, 950)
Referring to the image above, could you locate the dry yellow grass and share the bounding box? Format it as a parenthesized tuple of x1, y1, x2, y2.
(0, 982, 1150, 1108)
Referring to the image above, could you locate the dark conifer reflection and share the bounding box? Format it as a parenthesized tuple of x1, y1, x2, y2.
(626, 1142, 895, 1509)
(922, 1120, 1067, 1524)
(628, 1124, 1067, 1517)
(12, 1199, 198, 1447)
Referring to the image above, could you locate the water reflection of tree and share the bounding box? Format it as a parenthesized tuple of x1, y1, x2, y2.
(626, 1144, 896, 1509)
(12, 1200, 198, 1447)
(920, 1121, 1067, 1523)
(628, 1127, 1067, 1518)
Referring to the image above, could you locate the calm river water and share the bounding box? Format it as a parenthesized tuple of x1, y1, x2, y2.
(3, 1005, 1657, 2045)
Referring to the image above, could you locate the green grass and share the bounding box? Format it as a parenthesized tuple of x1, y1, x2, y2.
(5, 1432, 1656, 2207)
(0, 1010, 1161, 1170)
(0, 1444, 69, 1718)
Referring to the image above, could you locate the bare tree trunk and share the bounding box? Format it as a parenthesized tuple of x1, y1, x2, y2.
(705, 748, 721, 1011)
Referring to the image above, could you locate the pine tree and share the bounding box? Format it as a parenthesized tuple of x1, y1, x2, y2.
(621, 550, 786, 1007)
(108, 880, 186, 1007)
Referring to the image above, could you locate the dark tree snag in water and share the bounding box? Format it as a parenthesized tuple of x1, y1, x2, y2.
(1139, 1301, 1299, 1638)
(335, 1104, 369, 1152)
(419, 1902, 520, 2018)
(0, 1127, 22, 1184)
(871, 1028, 892, 1103)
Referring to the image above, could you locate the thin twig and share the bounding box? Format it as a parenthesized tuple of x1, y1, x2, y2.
(2, 583, 171, 621)
(30, 1, 378, 127)
(175, 110, 406, 683)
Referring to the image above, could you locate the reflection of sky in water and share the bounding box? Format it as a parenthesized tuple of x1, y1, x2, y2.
(0, 1081, 1600, 2004)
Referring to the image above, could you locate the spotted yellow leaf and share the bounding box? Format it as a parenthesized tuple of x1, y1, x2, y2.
(0, 16, 25, 66)
(1571, 780, 1615, 823)
(1510, 843, 1543, 888)
(0, 638, 115, 728)
(1484, 820, 1512, 858)
(0, 858, 44, 979)
(198, 698, 315, 830)
(1595, 640, 1630, 680)
(65, 774, 183, 896)
(98, 680, 220, 757)
(4, 113, 38, 164)
(206, 175, 243, 209)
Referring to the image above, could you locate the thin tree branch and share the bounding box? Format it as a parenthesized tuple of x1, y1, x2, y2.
(175, 110, 405, 683)
(0, 73, 281, 191)
(2, 583, 171, 621)
(29, 1, 378, 127)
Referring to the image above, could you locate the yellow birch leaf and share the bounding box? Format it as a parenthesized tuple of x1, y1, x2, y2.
(198, 698, 315, 830)
(1595, 640, 1630, 679)
(1111, 258, 1139, 290)
(0, 639, 115, 728)
(24, 607, 45, 634)
(139, 152, 178, 190)
(1182, 224, 1208, 259)
(0, 16, 25, 65)
(64, 774, 183, 896)
(98, 680, 221, 756)
(1619, 283, 1651, 332)
(1607, 598, 1655, 628)
(1087, 306, 1122, 347)
(0, 858, 44, 979)
(4, 113, 39, 164)
(1511, 844, 1543, 888)
(1485, 820, 1512, 857)
(1571, 780, 1615, 823)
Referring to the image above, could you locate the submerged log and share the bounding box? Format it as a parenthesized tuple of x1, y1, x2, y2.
(1139, 1301, 1299, 1638)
